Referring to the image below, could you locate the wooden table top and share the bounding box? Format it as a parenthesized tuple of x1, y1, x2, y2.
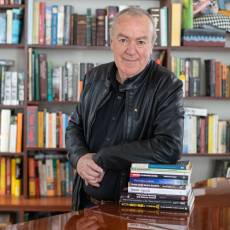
(3, 177, 230, 230)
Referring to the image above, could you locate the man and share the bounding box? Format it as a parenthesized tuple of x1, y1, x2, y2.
(66, 7, 184, 211)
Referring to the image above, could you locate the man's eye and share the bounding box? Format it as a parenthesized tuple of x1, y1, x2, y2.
(137, 40, 145, 46)
(119, 38, 127, 44)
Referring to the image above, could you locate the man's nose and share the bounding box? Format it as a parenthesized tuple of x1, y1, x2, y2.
(125, 41, 136, 55)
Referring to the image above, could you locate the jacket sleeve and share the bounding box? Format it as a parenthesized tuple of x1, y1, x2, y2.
(65, 78, 90, 169)
(93, 75, 184, 171)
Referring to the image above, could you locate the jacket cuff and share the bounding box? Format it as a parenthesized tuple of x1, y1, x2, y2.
(92, 154, 104, 169)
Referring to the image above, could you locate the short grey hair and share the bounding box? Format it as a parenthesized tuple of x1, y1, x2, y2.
(110, 7, 157, 44)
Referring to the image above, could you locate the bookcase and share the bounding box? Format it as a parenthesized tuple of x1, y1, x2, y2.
(0, 0, 230, 224)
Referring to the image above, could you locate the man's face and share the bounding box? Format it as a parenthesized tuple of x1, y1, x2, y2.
(110, 14, 154, 80)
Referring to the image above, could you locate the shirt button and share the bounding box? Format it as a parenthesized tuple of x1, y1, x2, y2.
(112, 116, 115, 121)
(106, 137, 111, 142)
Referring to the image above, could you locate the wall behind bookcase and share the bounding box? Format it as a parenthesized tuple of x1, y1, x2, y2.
(0, 50, 25, 71)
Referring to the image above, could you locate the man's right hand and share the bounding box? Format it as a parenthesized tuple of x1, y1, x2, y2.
(77, 153, 104, 187)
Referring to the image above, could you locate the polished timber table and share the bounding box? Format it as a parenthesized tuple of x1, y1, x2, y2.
(3, 177, 230, 230)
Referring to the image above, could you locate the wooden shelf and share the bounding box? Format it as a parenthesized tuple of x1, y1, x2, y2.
(28, 44, 168, 51)
(26, 147, 67, 152)
(0, 44, 24, 49)
(182, 154, 230, 158)
(0, 152, 24, 157)
(0, 4, 25, 9)
(27, 101, 78, 106)
(170, 46, 230, 52)
(0, 104, 25, 109)
(184, 96, 230, 101)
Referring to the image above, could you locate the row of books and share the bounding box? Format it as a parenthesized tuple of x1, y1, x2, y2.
(0, 110, 23, 153)
(28, 154, 73, 197)
(0, 157, 22, 197)
(172, 57, 201, 97)
(28, 49, 98, 102)
(26, 106, 69, 148)
(205, 59, 230, 98)
(171, 57, 230, 98)
(0, 0, 23, 5)
(120, 161, 194, 212)
(0, 8, 23, 44)
(0, 67, 24, 105)
(183, 107, 230, 154)
(27, 1, 168, 47)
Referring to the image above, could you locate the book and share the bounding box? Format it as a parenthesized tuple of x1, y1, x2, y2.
(128, 182, 190, 190)
(131, 161, 191, 170)
(129, 177, 188, 186)
(147, 7, 160, 46)
(171, 3, 182, 46)
(120, 190, 191, 202)
(130, 172, 190, 180)
(128, 184, 191, 196)
(184, 107, 208, 117)
(182, 0, 193, 29)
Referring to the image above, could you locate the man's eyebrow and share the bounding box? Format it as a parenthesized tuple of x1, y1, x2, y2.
(117, 33, 129, 38)
(117, 34, 148, 40)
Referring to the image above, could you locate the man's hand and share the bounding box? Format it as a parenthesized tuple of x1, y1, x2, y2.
(77, 153, 104, 187)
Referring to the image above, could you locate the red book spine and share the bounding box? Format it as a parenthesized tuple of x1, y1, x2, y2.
(39, 2, 46, 44)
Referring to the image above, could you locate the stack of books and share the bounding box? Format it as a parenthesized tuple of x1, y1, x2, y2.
(120, 161, 194, 212)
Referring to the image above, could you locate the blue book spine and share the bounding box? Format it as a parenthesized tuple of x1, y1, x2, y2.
(12, 8, 23, 44)
(51, 5, 58, 45)
(47, 61, 53, 102)
(132, 161, 190, 170)
(129, 177, 188, 185)
(0, 12, 7, 44)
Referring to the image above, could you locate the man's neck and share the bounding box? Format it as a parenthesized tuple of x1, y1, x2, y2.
(116, 72, 125, 84)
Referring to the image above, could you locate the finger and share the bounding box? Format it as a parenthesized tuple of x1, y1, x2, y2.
(97, 171, 105, 182)
(83, 169, 101, 180)
(86, 180, 100, 187)
(88, 160, 104, 174)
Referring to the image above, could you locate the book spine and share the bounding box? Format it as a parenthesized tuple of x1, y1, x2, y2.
(51, 5, 58, 45)
(39, 2, 46, 44)
(128, 185, 190, 195)
(129, 177, 188, 185)
(129, 182, 187, 190)
(120, 197, 189, 206)
(131, 162, 189, 170)
(130, 172, 189, 180)
(120, 202, 189, 211)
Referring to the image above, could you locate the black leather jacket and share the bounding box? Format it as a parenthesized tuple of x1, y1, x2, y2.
(66, 60, 184, 210)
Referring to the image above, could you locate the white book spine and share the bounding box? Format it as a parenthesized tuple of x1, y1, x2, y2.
(128, 185, 191, 196)
(57, 5, 64, 45)
(27, 0, 33, 44)
(52, 113, 57, 148)
(3, 71, 12, 105)
(6, 9, 12, 44)
(10, 71, 19, 105)
(0, 110, 11, 152)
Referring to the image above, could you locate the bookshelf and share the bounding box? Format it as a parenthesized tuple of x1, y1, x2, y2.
(0, 0, 230, 224)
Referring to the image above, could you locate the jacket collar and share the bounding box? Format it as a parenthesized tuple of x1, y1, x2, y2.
(106, 60, 154, 92)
